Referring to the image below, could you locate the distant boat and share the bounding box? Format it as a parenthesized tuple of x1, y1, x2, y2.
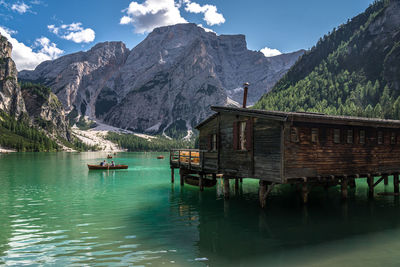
(157, 155, 165, 159)
(87, 164, 128, 170)
(107, 155, 113, 159)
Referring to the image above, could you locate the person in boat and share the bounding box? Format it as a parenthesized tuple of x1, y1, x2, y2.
(111, 161, 115, 167)
(100, 160, 107, 166)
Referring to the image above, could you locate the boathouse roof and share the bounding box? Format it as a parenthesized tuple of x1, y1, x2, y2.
(195, 106, 400, 129)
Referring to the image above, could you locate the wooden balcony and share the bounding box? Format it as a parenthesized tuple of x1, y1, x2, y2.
(170, 149, 218, 172)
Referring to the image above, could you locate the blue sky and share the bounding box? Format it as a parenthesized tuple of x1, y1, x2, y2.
(0, 0, 374, 71)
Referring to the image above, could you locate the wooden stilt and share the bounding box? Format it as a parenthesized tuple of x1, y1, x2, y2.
(171, 168, 175, 183)
(212, 173, 216, 182)
(259, 180, 267, 208)
(301, 183, 309, 204)
(383, 174, 389, 186)
(199, 174, 204, 191)
(235, 178, 239, 192)
(367, 174, 374, 198)
(394, 173, 399, 194)
(180, 169, 184, 186)
(223, 177, 230, 199)
(341, 176, 348, 200)
(349, 178, 356, 188)
(240, 178, 243, 183)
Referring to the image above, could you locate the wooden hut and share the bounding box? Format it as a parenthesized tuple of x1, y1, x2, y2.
(170, 106, 400, 206)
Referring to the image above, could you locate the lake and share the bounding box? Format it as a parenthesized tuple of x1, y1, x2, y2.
(1, 152, 400, 266)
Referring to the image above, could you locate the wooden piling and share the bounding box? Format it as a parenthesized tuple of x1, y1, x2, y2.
(383, 174, 389, 186)
(240, 178, 243, 183)
(301, 183, 309, 204)
(199, 174, 204, 191)
(341, 176, 348, 199)
(223, 177, 230, 199)
(171, 168, 174, 183)
(212, 173, 216, 182)
(180, 170, 184, 186)
(349, 177, 356, 188)
(394, 173, 399, 194)
(259, 180, 267, 208)
(235, 178, 239, 192)
(367, 174, 374, 197)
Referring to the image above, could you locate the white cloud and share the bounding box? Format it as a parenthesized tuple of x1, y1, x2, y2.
(0, 26, 63, 71)
(120, 0, 187, 34)
(11, 2, 31, 14)
(184, 0, 225, 26)
(48, 22, 95, 43)
(197, 24, 215, 34)
(260, 47, 282, 57)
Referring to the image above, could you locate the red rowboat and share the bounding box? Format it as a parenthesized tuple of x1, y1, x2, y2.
(87, 164, 128, 170)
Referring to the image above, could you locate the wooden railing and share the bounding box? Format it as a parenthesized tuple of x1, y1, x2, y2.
(170, 149, 205, 169)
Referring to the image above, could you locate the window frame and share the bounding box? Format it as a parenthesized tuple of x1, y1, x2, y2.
(333, 129, 341, 144)
(291, 127, 299, 143)
(311, 128, 318, 143)
(239, 121, 247, 151)
(359, 130, 366, 144)
(211, 133, 217, 151)
(347, 129, 353, 144)
(377, 131, 383, 145)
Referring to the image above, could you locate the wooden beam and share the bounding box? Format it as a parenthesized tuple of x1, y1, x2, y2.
(171, 168, 174, 183)
(383, 174, 389, 186)
(180, 169, 184, 186)
(341, 176, 348, 199)
(301, 183, 309, 204)
(212, 173, 216, 182)
(349, 177, 356, 188)
(223, 177, 230, 199)
(259, 181, 267, 208)
(235, 178, 239, 192)
(394, 173, 399, 194)
(199, 174, 204, 191)
(367, 174, 374, 197)
(373, 177, 384, 188)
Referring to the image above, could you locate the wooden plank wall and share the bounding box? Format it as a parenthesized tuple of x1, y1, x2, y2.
(284, 122, 400, 179)
(199, 113, 283, 182)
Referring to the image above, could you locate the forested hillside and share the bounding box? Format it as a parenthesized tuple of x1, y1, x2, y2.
(254, 0, 400, 119)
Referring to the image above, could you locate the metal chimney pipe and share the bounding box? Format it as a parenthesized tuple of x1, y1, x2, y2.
(242, 82, 249, 108)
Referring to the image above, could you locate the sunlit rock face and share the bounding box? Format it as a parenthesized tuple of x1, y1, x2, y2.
(20, 23, 304, 135)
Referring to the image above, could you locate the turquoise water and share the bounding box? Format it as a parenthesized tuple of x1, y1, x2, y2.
(1, 152, 400, 266)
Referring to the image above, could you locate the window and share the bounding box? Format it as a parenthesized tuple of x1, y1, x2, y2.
(311, 128, 318, 143)
(359, 130, 365, 144)
(391, 132, 396, 145)
(334, 129, 340, 144)
(347, 129, 353, 144)
(239, 121, 247, 150)
(378, 131, 383, 144)
(211, 133, 217, 151)
(291, 127, 299, 143)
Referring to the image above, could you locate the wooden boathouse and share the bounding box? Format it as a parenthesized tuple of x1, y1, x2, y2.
(170, 106, 400, 207)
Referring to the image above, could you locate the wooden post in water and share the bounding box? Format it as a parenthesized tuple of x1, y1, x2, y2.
(240, 178, 243, 183)
(394, 173, 399, 194)
(383, 174, 389, 186)
(341, 176, 348, 199)
(199, 173, 204, 192)
(180, 169, 184, 186)
(212, 173, 216, 182)
(259, 180, 267, 208)
(223, 177, 230, 199)
(171, 168, 174, 183)
(349, 177, 356, 188)
(235, 178, 239, 192)
(301, 183, 309, 204)
(367, 174, 374, 197)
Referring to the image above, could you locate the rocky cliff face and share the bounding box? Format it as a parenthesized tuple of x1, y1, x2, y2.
(20, 24, 304, 136)
(0, 33, 25, 117)
(21, 84, 71, 140)
(0, 33, 71, 142)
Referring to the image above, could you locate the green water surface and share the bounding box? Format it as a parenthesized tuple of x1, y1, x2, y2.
(1, 152, 400, 266)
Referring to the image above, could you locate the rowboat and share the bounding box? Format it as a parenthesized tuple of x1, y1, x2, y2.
(157, 155, 165, 159)
(107, 155, 113, 159)
(184, 176, 217, 187)
(87, 164, 128, 170)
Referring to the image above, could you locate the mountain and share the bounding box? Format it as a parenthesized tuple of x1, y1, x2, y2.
(0, 32, 73, 151)
(19, 23, 304, 137)
(254, 0, 400, 119)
